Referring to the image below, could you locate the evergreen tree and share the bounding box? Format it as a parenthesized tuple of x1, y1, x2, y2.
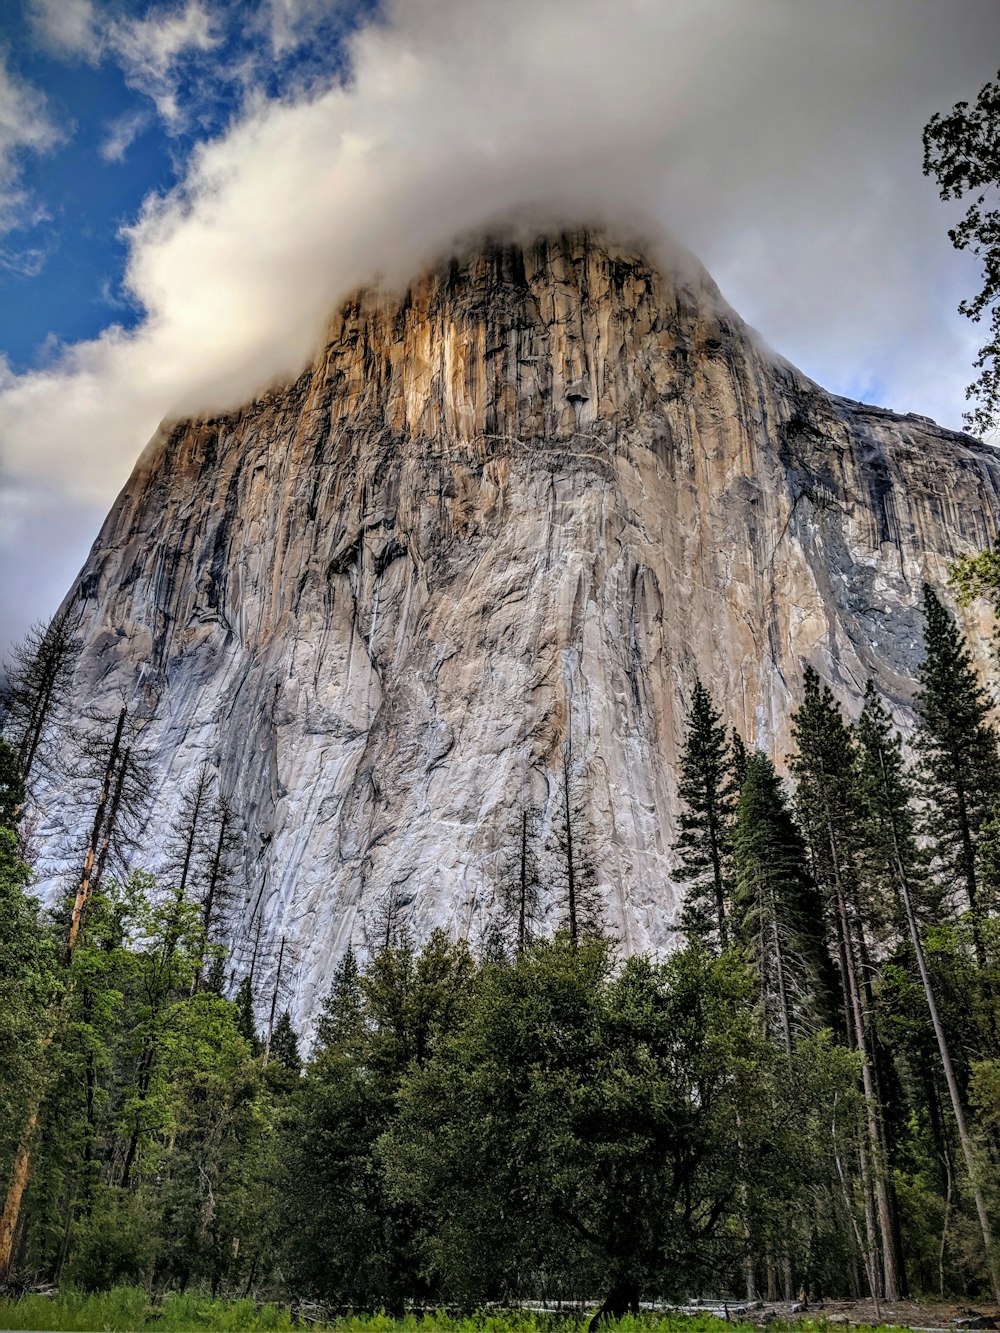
(314, 946, 364, 1052)
(730, 751, 827, 1057)
(731, 728, 750, 789)
(234, 976, 261, 1055)
(791, 665, 902, 1301)
(673, 680, 738, 949)
(857, 679, 1000, 1304)
(915, 584, 1000, 967)
(269, 1011, 301, 1074)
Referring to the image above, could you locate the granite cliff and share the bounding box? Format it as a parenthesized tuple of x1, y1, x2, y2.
(45, 230, 1000, 1025)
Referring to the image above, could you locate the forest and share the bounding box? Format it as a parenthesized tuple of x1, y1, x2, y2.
(1, 575, 1000, 1323)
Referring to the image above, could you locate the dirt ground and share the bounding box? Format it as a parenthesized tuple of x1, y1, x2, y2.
(740, 1297, 1000, 1329)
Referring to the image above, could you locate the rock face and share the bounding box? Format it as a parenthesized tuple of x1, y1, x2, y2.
(50, 230, 1000, 1026)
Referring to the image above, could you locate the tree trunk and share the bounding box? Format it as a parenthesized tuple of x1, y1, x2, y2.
(889, 820, 1000, 1302)
(0, 1110, 38, 1277)
(825, 802, 900, 1301)
(67, 708, 126, 960)
(563, 753, 577, 942)
(588, 1276, 640, 1331)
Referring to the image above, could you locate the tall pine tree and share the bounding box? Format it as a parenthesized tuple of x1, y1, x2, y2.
(791, 666, 902, 1301)
(673, 680, 739, 950)
(915, 584, 1000, 968)
(857, 679, 1000, 1305)
(730, 751, 827, 1058)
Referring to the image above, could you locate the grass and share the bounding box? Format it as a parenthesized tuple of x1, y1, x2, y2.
(0, 1290, 919, 1333)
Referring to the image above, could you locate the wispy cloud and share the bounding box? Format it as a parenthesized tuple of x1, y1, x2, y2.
(0, 52, 64, 235)
(109, 1, 221, 125)
(26, 0, 101, 62)
(99, 108, 150, 163)
(29, 0, 223, 131)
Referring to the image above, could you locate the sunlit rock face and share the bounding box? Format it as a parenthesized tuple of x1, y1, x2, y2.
(51, 230, 1000, 1026)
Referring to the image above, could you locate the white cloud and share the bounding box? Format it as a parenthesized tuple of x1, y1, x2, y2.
(1, 0, 999, 531)
(99, 108, 150, 163)
(29, 0, 222, 129)
(108, 0, 221, 124)
(26, 0, 101, 61)
(0, 52, 63, 234)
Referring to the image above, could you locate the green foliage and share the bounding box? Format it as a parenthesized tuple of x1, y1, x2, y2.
(923, 68, 1000, 436)
(730, 751, 828, 1052)
(950, 550, 1000, 610)
(673, 680, 740, 951)
(0, 820, 56, 1188)
(915, 585, 1000, 948)
(8, 579, 1000, 1309)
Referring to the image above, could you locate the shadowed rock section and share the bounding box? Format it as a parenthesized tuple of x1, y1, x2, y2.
(48, 230, 1000, 1025)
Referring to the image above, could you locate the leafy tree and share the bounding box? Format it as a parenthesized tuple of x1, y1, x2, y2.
(923, 68, 1000, 436)
(385, 935, 808, 1316)
(0, 741, 25, 826)
(915, 585, 1000, 967)
(673, 680, 739, 950)
(0, 826, 55, 1214)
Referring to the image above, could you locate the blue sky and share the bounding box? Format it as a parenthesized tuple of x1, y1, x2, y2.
(0, 0, 998, 652)
(1, 0, 374, 367)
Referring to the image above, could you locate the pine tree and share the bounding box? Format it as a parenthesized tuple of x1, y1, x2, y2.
(550, 746, 602, 942)
(915, 584, 1000, 968)
(495, 807, 542, 954)
(857, 679, 1000, 1304)
(673, 680, 739, 950)
(314, 947, 365, 1052)
(730, 751, 827, 1058)
(270, 1011, 301, 1074)
(0, 611, 77, 796)
(791, 666, 901, 1301)
(730, 729, 749, 789)
(234, 976, 261, 1055)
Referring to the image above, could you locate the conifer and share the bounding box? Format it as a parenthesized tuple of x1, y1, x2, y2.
(791, 666, 901, 1301)
(235, 976, 261, 1054)
(915, 584, 1000, 966)
(673, 680, 738, 949)
(857, 678, 1000, 1304)
(730, 751, 826, 1057)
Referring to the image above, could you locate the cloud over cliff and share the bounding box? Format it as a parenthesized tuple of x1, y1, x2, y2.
(1, 0, 998, 638)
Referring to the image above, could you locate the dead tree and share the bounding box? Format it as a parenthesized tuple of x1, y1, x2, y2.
(494, 805, 542, 954)
(549, 745, 603, 942)
(1, 610, 78, 798)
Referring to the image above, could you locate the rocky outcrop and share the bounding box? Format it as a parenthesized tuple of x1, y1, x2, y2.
(47, 230, 1000, 1026)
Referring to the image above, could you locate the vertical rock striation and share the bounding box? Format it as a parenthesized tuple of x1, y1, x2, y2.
(46, 230, 1000, 1025)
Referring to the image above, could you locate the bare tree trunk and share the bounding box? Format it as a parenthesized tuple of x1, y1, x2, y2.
(518, 809, 528, 955)
(891, 831, 999, 1301)
(263, 936, 286, 1066)
(67, 708, 126, 959)
(0, 1113, 37, 1276)
(563, 752, 577, 942)
(823, 796, 900, 1301)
